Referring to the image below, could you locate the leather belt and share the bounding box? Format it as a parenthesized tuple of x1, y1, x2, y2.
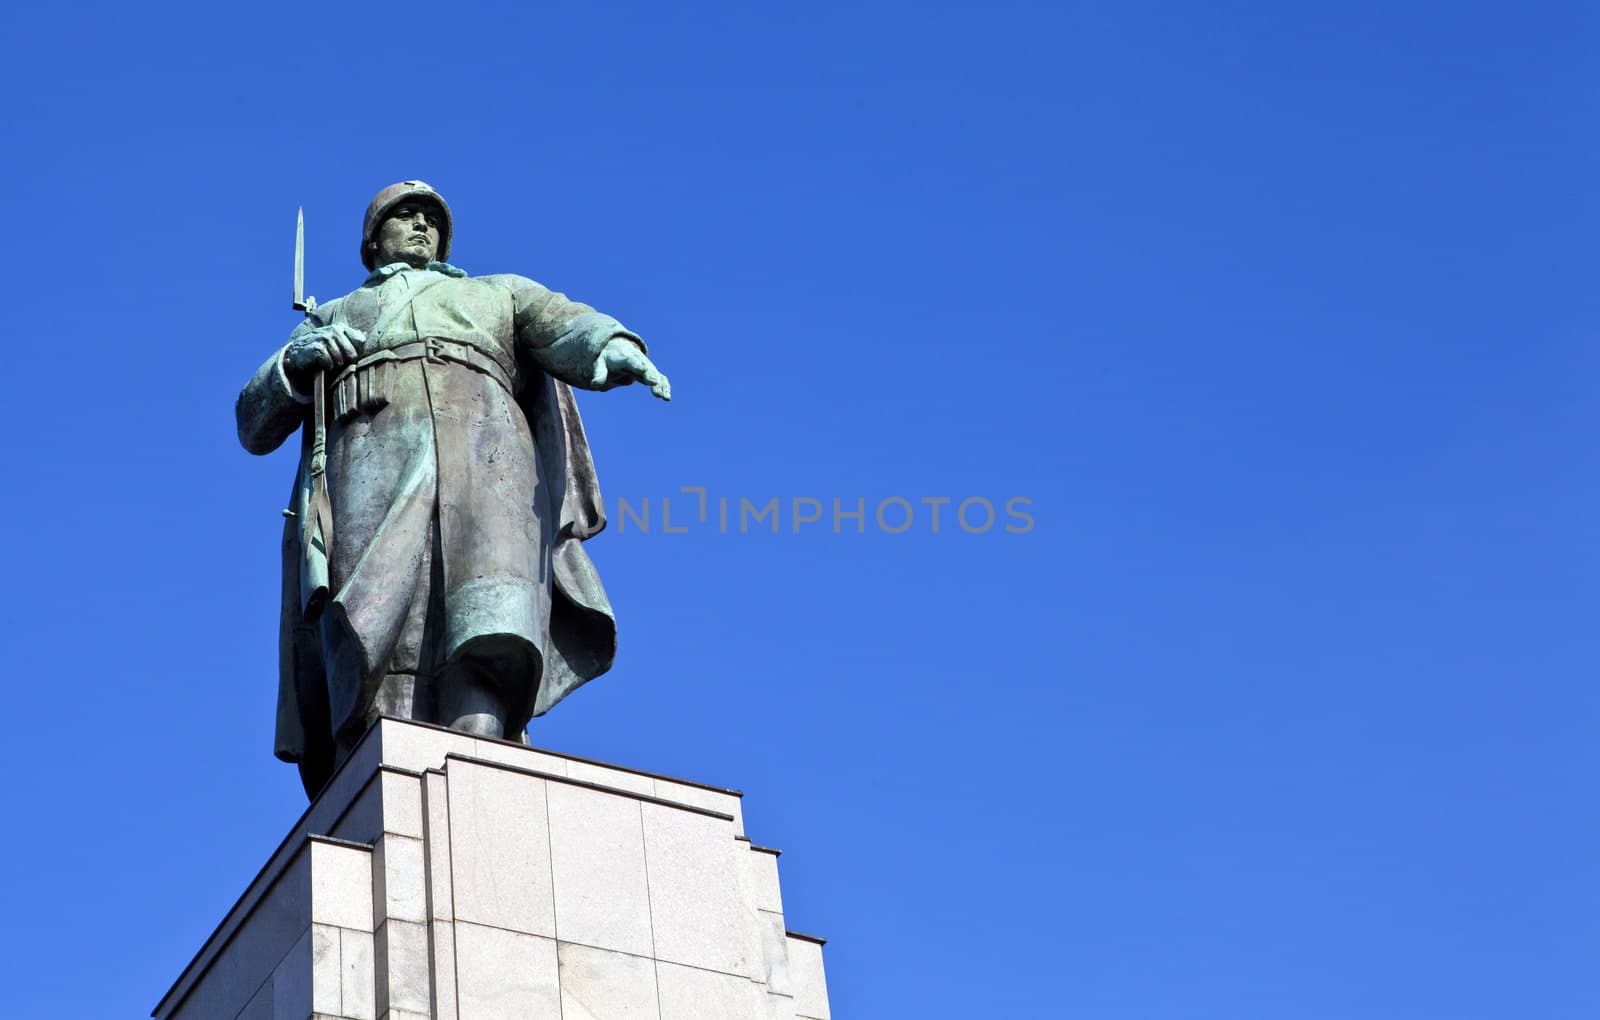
(335, 337, 515, 395)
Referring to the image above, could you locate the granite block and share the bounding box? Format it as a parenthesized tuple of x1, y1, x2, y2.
(373, 834, 428, 924)
(567, 758, 656, 796)
(453, 922, 560, 1020)
(447, 760, 555, 937)
(467, 738, 570, 777)
(340, 927, 376, 1020)
(739, 846, 784, 914)
(422, 770, 454, 922)
(548, 782, 653, 956)
(170, 848, 314, 1020)
(557, 942, 660, 1020)
(757, 909, 791, 995)
(652, 779, 744, 834)
(304, 733, 383, 838)
(427, 919, 458, 1020)
(786, 936, 830, 1020)
(272, 928, 312, 1020)
(642, 802, 759, 979)
(374, 918, 431, 1016)
(311, 841, 374, 932)
(655, 961, 767, 1020)
(765, 990, 798, 1020)
(237, 976, 272, 1020)
(376, 720, 462, 774)
(380, 770, 424, 839)
(311, 924, 341, 1016)
(333, 776, 383, 845)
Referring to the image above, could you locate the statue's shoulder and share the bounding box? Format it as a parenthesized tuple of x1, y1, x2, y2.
(309, 290, 355, 324)
(474, 272, 545, 293)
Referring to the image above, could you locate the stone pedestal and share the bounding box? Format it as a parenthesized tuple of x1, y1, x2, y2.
(154, 718, 831, 1020)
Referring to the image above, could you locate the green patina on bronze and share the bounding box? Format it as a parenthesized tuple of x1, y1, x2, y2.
(237, 181, 671, 797)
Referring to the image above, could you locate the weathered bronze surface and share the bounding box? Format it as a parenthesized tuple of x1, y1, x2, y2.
(237, 181, 670, 796)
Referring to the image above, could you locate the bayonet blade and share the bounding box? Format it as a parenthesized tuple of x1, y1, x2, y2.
(293, 206, 306, 311)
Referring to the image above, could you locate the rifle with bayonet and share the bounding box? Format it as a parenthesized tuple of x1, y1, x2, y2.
(292, 207, 332, 618)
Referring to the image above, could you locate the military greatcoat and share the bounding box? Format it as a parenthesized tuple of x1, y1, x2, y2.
(237, 261, 638, 794)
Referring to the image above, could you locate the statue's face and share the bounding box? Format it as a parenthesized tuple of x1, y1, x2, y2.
(372, 201, 442, 268)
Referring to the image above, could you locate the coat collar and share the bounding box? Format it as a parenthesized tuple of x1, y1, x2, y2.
(364, 260, 467, 285)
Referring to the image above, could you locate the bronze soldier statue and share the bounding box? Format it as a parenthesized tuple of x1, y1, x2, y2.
(237, 181, 670, 796)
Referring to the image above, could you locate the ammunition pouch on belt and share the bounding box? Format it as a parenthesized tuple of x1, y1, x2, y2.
(331, 338, 516, 421)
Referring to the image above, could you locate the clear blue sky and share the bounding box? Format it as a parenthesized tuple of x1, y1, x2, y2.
(1, 1, 1595, 1016)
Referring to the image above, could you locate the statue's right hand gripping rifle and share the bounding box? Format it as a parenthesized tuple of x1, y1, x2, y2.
(293, 207, 332, 618)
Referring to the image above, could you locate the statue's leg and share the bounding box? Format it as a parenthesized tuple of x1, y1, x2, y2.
(436, 655, 507, 737)
(380, 521, 441, 724)
(371, 671, 422, 719)
(325, 515, 444, 777)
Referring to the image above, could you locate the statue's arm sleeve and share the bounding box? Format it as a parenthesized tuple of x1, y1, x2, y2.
(236, 321, 316, 455)
(502, 275, 646, 390)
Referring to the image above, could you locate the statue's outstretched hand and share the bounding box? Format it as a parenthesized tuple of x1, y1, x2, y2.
(593, 337, 671, 401)
(285, 325, 366, 392)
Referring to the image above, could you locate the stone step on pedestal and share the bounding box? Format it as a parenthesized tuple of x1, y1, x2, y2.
(155, 717, 831, 1020)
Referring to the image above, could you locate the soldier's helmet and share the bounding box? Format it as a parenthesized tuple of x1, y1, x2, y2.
(360, 180, 454, 269)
